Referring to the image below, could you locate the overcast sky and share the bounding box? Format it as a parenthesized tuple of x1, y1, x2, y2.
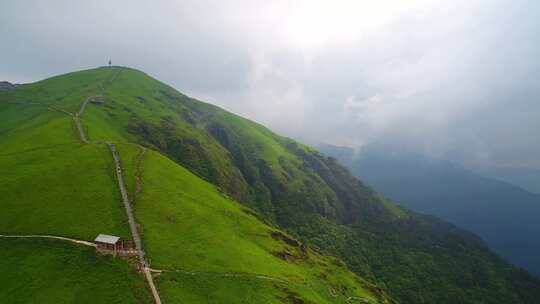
(2, 0, 539, 168)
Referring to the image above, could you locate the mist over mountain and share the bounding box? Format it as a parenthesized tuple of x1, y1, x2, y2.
(474, 166, 540, 194)
(320, 144, 540, 277)
(2, 0, 540, 302)
(2, 0, 540, 170)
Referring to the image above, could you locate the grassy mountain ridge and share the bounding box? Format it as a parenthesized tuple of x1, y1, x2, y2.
(0, 67, 392, 303)
(2, 67, 540, 303)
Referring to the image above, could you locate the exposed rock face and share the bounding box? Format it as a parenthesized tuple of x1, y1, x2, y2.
(0, 81, 17, 91)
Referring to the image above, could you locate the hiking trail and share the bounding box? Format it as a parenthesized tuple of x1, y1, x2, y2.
(75, 68, 162, 304)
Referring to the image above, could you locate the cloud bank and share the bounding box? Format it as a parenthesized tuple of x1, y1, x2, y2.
(2, 0, 539, 168)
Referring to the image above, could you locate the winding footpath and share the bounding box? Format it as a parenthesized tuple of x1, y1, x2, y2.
(0, 234, 96, 247)
(157, 268, 289, 284)
(6, 100, 73, 116)
(74, 71, 162, 304)
(73, 96, 91, 144)
(109, 144, 161, 304)
(109, 144, 145, 265)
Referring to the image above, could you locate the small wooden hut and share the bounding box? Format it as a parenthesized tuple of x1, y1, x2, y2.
(94, 234, 122, 255)
(89, 96, 104, 104)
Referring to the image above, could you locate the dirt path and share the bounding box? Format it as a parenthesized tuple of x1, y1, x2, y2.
(0, 234, 96, 247)
(5, 100, 73, 117)
(73, 68, 162, 304)
(143, 268, 162, 304)
(5, 97, 86, 144)
(155, 267, 289, 284)
(73, 68, 122, 144)
(73, 96, 92, 143)
(109, 143, 145, 264)
(109, 143, 162, 304)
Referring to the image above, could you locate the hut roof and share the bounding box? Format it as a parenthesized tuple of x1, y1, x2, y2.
(94, 234, 120, 244)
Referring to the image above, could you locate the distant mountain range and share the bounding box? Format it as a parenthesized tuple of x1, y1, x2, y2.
(320, 144, 540, 277)
(475, 166, 540, 195)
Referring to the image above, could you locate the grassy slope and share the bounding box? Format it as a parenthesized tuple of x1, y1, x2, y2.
(0, 67, 392, 303)
(0, 143, 129, 239)
(0, 238, 150, 303)
(82, 68, 372, 224)
(0, 69, 146, 303)
(0, 93, 129, 240)
(129, 149, 386, 303)
(2, 67, 112, 113)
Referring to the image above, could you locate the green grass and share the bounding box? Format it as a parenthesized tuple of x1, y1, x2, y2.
(0, 238, 151, 303)
(115, 143, 145, 202)
(0, 67, 114, 113)
(131, 150, 384, 303)
(0, 72, 130, 241)
(0, 67, 391, 303)
(0, 106, 76, 153)
(158, 272, 288, 303)
(0, 143, 130, 240)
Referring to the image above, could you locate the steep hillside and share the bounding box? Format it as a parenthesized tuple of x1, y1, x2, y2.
(319, 144, 540, 277)
(0, 67, 392, 303)
(1, 67, 540, 303)
(131, 147, 390, 303)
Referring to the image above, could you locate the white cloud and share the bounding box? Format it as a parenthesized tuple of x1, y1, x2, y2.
(1, 0, 539, 167)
